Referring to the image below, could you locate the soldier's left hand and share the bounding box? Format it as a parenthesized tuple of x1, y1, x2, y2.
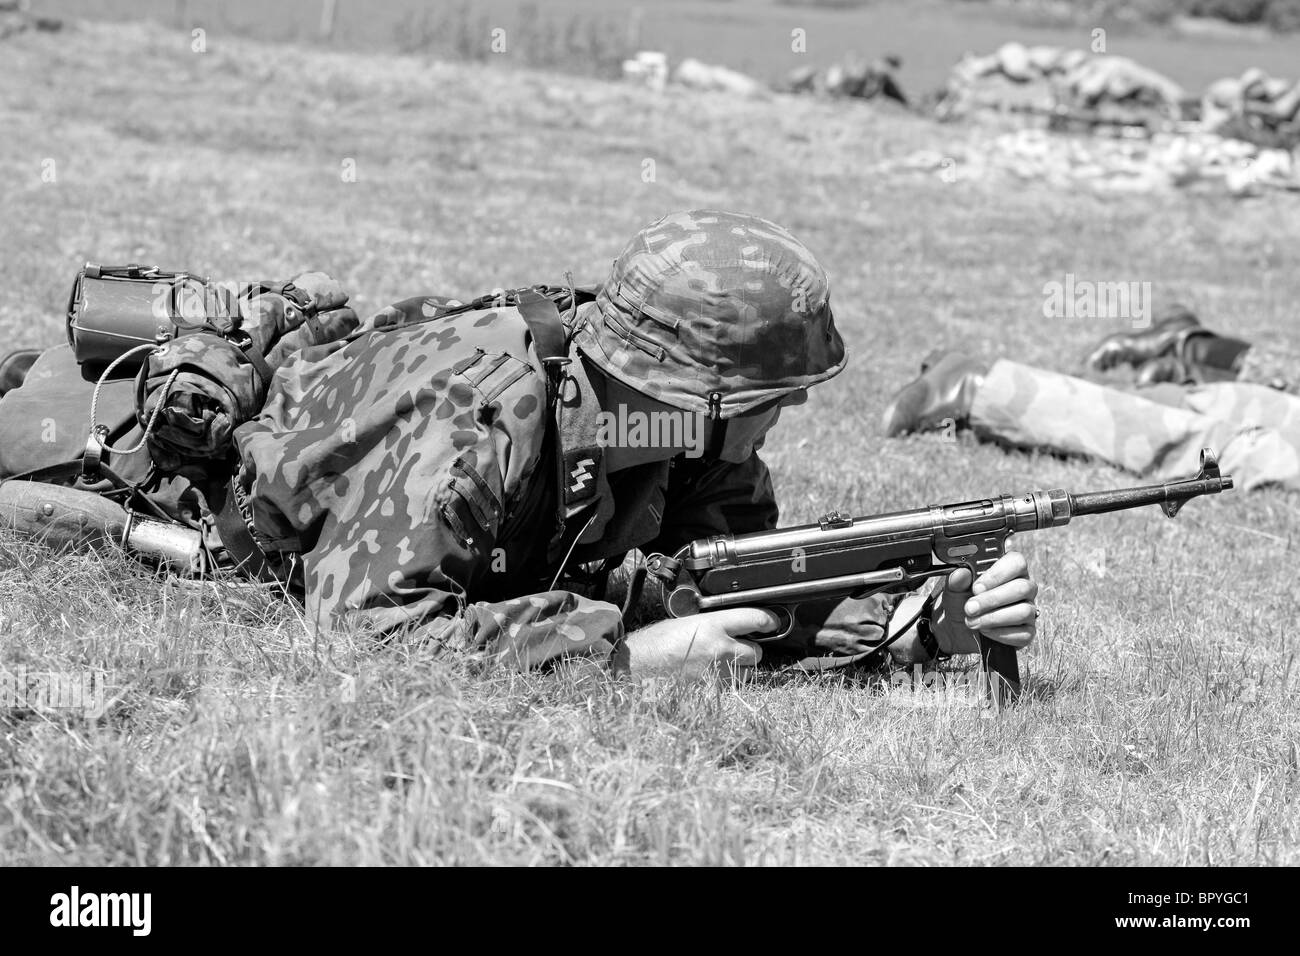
(933, 542, 1038, 653)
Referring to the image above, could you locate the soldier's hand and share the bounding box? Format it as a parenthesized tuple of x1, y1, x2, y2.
(932, 543, 1038, 654)
(623, 608, 781, 681)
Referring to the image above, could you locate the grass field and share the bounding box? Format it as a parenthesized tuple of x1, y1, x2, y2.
(1, 17, 1298, 865)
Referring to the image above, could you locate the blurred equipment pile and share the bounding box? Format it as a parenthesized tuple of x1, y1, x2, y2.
(785, 53, 909, 106)
(622, 50, 765, 98)
(1202, 67, 1300, 148)
(938, 42, 1186, 130)
(872, 128, 1297, 198)
(909, 39, 1300, 197)
(673, 57, 766, 98)
(621, 50, 668, 93)
(0, 0, 61, 40)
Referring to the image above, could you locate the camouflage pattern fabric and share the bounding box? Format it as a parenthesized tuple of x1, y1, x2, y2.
(575, 209, 847, 419)
(235, 294, 912, 669)
(972, 359, 1300, 491)
(141, 333, 268, 471)
(141, 273, 359, 470)
(236, 295, 612, 658)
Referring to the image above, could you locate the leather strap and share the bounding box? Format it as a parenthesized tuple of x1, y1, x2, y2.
(8, 458, 131, 490)
(887, 587, 948, 660)
(916, 614, 945, 661)
(514, 291, 576, 556)
(515, 290, 572, 366)
(212, 481, 277, 581)
(239, 345, 277, 393)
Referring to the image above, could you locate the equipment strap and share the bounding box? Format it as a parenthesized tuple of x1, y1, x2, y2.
(9, 458, 130, 489)
(512, 290, 577, 556)
(212, 480, 278, 581)
(514, 289, 573, 367)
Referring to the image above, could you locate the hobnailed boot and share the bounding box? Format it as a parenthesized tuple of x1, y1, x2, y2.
(1083, 305, 1200, 372)
(0, 349, 40, 397)
(1180, 328, 1252, 377)
(881, 349, 987, 437)
(1134, 329, 1252, 387)
(1134, 355, 1192, 387)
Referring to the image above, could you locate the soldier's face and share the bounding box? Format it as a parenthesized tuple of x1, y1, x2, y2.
(707, 390, 808, 464)
(598, 372, 807, 469)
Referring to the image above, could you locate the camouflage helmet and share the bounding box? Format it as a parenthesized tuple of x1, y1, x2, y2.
(574, 209, 847, 419)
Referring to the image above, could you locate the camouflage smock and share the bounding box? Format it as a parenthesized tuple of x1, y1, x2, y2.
(234, 295, 915, 668)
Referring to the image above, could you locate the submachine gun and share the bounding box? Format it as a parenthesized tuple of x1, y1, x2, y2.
(646, 449, 1234, 709)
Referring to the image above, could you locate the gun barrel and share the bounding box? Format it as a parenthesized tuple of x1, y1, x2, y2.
(1069, 474, 1234, 518)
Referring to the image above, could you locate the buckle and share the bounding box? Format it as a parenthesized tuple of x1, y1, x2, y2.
(82, 425, 109, 481)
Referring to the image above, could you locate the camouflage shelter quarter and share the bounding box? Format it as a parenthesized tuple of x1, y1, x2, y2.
(575, 210, 848, 418)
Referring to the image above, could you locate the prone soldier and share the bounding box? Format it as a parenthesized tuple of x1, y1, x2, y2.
(222, 210, 1042, 676)
(882, 306, 1299, 492)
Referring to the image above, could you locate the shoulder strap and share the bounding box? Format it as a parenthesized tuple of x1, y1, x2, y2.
(514, 289, 573, 367)
(513, 289, 611, 566)
(512, 290, 576, 555)
(366, 284, 598, 341)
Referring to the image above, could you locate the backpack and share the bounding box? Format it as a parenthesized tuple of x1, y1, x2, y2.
(0, 264, 360, 577)
(0, 273, 595, 579)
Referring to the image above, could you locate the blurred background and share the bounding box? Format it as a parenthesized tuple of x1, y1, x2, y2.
(34, 0, 1300, 90)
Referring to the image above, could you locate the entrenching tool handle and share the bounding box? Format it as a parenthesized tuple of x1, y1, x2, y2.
(0, 479, 128, 547)
(0, 479, 204, 572)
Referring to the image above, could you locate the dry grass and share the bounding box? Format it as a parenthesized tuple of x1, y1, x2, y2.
(1, 19, 1297, 865)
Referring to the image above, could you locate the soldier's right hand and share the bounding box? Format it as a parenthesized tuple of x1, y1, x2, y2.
(622, 608, 781, 681)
